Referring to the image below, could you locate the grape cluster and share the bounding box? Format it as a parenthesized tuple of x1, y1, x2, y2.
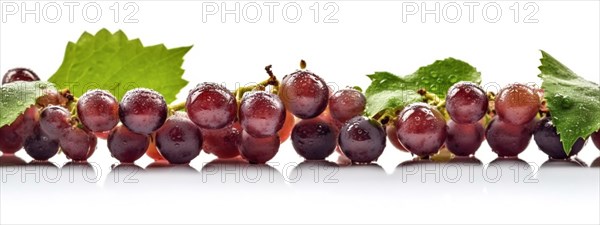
(2, 66, 598, 166)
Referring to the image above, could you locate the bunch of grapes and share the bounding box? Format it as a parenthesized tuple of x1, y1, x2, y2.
(2, 65, 599, 166)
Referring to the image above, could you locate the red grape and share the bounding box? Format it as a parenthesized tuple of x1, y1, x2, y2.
(278, 110, 295, 143)
(2, 68, 39, 84)
(59, 127, 97, 161)
(291, 118, 336, 160)
(146, 135, 166, 161)
(155, 112, 203, 164)
(395, 103, 447, 157)
(108, 125, 149, 163)
(238, 131, 279, 164)
(445, 82, 488, 124)
(279, 70, 329, 119)
(534, 117, 585, 159)
(0, 121, 24, 154)
(202, 122, 241, 159)
(39, 105, 71, 140)
(240, 91, 286, 137)
(23, 124, 59, 161)
(338, 116, 386, 163)
(386, 125, 407, 152)
(77, 89, 119, 132)
(0, 106, 38, 154)
(445, 120, 484, 157)
(495, 83, 540, 125)
(119, 88, 168, 135)
(186, 82, 237, 129)
(485, 116, 535, 157)
(328, 88, 366, 124)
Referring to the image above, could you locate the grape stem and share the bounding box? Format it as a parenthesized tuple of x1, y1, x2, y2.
(168, 101, 187, 115)
(233, 65, 281, 101)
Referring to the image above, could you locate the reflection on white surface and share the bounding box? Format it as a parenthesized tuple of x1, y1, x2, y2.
(1, 152, 599, 224)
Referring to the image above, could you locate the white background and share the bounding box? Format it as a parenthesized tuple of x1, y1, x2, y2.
(1, 1, 599, 224)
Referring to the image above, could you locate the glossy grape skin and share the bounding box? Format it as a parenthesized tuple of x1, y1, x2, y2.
(485, 117, 535, 157)
(186, 82, 237, 129)
(146, 135, 165, 161)
(445, 82, 488, 124)
(495, 83, 540, 125)
(592, 131, 600, 150)
(338, 116, 386, 163)
(395, 103, 447, 157)
(77, 89, 119, 132)
(108, 125, 150, 163)
(386, 125, 407, 152)
(23, 124, 59, 161)
(238, 131, 280, 164)
(445, 121, 484, 157)
(240, 91, 286, 138)
(328, 89, 366, 124)
(291, 118, 336, 160)
(59, 127, 97, 161)
(202, 122, 241, 159)
(119, 88, 168, 135)
(39, 106, 72, 140)
(2, 68, 39, 84)
(534, 117, 585, 159)
(155, 113, 203, 164)
(278, 110, 295, 143)
(279, 70, 329, 119)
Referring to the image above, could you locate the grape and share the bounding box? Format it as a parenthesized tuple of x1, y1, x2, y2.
(59, 127, 97, 161)
(395, 103, 447, 157)
(186, 82, 237, 129)
(119, 88, 168, 135)
(291, 118, 336, 160)
(279, 70, 329, 119)
(202, 122, 241, 159)
(0, 106, 39, 154)
(278, 110, 295, 143)
(238, 131, 279, 164)
(592, 131, 600, 150)
(2, 68, 39, 84)
(240, 91, 286, 137)
(146, 135, 165, 161)
(155, 112, 203, 164)
(328, 88, 366, 124)
(23, 124, 59, 161)
(445, 120, 484, 157)
(0, 121, 24, 154)
(534, 117, 585, 159)
(485, 116, 535, 157)
(494, 83, 540, 125)
(77, 89, 119, 132)
(108, 125, 150, 163)
(445, 82, 488, 124)
(386, 125, 407, 152)
(338, 116, 386, 163)
(39, 105, 71, 140)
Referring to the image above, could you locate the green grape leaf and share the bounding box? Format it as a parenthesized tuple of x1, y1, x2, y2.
(0, 81, 56, 127)
(365, 58, 481, 118)
(538, 50, 600, 154)
(49, 29, 192, 103)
